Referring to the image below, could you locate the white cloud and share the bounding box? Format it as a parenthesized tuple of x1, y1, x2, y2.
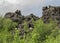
(0, 0, 53, 16)
(0, 0, 45, 5)
(0, 0, 53, 6)
(0, 0, 4, 4)
(5, 0, 23, 4)
(5, 0, 18, 4)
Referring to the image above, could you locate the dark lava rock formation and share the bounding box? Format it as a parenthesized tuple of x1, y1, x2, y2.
(42, 6, 60, 23)
(4, 10, 40, 38)
(42, 5, 60, 27)
(4, 10, 39, 28)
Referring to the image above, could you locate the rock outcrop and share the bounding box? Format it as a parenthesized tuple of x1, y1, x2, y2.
(42, 6, 60, 23)
(4, 10, 25, 23)
(4, 10, 40, 38)
(4, 10, 39, 28)
(42, 5, 60, 27)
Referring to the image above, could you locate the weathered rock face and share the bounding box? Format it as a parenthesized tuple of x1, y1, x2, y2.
(4, 10, 40, 28)
(4, 10, 40, 38)
(25, 14, 40, 21)
(25, 14, 39, 29)
(4, 10, 25, 23)
(42, 6, 60, 27)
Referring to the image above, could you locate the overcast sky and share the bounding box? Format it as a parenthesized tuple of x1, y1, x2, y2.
(0, 0, 60, 17)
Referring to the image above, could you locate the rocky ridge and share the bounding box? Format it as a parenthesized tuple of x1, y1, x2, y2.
(4, 10, 40, 38)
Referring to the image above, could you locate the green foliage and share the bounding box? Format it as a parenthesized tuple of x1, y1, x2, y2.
(0, 17, 17, 43)
(0, 17, 60, 43)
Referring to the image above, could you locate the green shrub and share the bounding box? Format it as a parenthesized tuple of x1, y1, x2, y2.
(0, 17, 60, 43)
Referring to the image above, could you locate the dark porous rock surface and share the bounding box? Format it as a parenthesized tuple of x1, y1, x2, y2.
(4, 10, 40, 38)
(42, 5, 60, 27)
